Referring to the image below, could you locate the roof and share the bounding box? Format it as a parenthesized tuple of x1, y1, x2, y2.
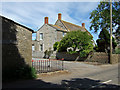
(48, 24, 67, 32)
(1, 15, 34, 33)
(59, 20, 93, 37)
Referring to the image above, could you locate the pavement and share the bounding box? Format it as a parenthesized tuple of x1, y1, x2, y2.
(2, 61, 120, 89)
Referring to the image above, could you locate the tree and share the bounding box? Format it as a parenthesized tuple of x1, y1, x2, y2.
(57, 30, 94, 57)
(53, 42, 59, 51)
(89, 1, 120, 44)
(96, 28, 117, 52)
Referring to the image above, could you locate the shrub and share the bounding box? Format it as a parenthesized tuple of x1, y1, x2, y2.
(2, 64, 37, 82)
(115, 48, 120, 54)
(57, 30, 94, 57)
(53, 42, 59, 51)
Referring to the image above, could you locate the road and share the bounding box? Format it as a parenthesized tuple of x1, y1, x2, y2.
(2, 61, 120, 89)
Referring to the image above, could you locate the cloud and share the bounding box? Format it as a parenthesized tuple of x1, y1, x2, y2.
(1, 2, 99, 41)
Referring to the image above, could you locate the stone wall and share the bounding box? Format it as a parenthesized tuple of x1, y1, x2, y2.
(32, 51, 44, 58)
(111, 54, 120, 64)
(56, 52, 87, 61)
(86, 52, 109, 64)
(36, 24, 57, 52)
(56, 52, 120, 64)
(57, 31, 63, 42)
(2, 16, 33, 72)
(33, 24, 64, 58)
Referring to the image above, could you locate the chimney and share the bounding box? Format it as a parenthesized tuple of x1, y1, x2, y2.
(58, 13, 62, 20)
(82, 23, 85, 28)
(45, 17, 48, 24)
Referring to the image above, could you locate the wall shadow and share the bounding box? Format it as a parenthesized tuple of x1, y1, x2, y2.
(2, 77, 120, 89)
(2, 16, 35, 82)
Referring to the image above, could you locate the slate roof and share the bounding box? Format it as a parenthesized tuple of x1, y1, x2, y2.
(60, 20, 93, 37)
(48, 24, 67, 32)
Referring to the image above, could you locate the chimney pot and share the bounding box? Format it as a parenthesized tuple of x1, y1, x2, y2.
(82, 23, 85, 28)
(45, 17, 48, 24)
(58, 13, 62, 20)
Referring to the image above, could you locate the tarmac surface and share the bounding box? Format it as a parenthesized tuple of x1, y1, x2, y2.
(2, 61, 120, 89)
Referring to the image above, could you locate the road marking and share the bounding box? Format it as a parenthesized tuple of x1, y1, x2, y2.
(102, 80, 112, 84)
(88, 80, 112, 89)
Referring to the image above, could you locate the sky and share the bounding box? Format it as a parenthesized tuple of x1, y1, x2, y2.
(1, 1, 100, 43)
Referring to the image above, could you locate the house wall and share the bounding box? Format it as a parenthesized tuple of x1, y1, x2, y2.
(36, 24, 57, 52)
(2, 17, 32, 71)
(32, 24, 65, 58)
(57, 31, 63, 42)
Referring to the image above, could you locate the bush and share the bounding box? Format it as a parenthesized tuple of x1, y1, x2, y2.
(44, 48, 53, 59)
(53, 42, 59, 51)
(114, 48, 120, 54)
(57, 31, 94, 57)
(2, 64, 37, 82)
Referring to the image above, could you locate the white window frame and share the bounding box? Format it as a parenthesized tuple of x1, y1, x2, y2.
(40, 44, 43, 51)
(63, 32, 65, 37)
(40, 33, 43, 40)
(32, 45, 35, 51)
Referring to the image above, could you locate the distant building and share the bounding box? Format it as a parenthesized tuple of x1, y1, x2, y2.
(1, 15, 34, 72)
(32, 13, 93, 58)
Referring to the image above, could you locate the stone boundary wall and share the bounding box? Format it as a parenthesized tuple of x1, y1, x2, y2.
(56, 52, 120, 64)
(32, 51, 44, 58)
(86, 52, 109, 64)
(111, 54, 120, 64)
(56, 52, 87, 61)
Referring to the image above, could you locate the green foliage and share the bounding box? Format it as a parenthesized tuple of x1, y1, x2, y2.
(3, 64, 37, 82)
(53, 42, 59, 51)
(89, 1, 120, 44)
(57, 30, 94, 57)
(96, 28, 117, 52)
(44, 48, 53, 59)
(114, 48, 120, 54)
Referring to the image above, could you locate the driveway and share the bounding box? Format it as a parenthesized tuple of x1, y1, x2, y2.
(2, 61, 120, 89)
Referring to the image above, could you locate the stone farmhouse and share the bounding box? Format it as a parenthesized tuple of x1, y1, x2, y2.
(1, 15, 34, 75)
(32, 13, 93, 58)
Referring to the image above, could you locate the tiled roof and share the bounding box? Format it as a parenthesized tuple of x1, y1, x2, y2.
(60, 20, 93, 37)
(53, 25, 64, 30)
(48, 24, 66, 32)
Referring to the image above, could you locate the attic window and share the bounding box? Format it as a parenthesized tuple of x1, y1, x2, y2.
(40, 33, 43, 40)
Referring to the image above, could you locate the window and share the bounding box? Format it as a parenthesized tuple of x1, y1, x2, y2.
(40, 33, 43, 40)
(40, 44, 43, 51)
(63, 32, 65, 37)
(32, 45, 35, 51)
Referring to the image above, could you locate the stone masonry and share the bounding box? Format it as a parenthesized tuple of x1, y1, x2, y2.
(2, 16, 34, 72)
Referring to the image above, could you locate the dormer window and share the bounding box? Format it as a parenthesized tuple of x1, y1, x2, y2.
(40, 33, 43, 40)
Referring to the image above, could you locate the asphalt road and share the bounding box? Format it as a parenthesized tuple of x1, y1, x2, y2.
(2, 61, 120, 89)
(84, 65, 119, 85)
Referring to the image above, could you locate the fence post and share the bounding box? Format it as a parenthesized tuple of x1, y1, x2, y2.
(39, 60, 40, 73)
(41, 60, 42, 73)
(49, 59, 50, 72)
(45, 60, 46, 73)
(62, 58, 64, 70)
(32, 60, 34, 68)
